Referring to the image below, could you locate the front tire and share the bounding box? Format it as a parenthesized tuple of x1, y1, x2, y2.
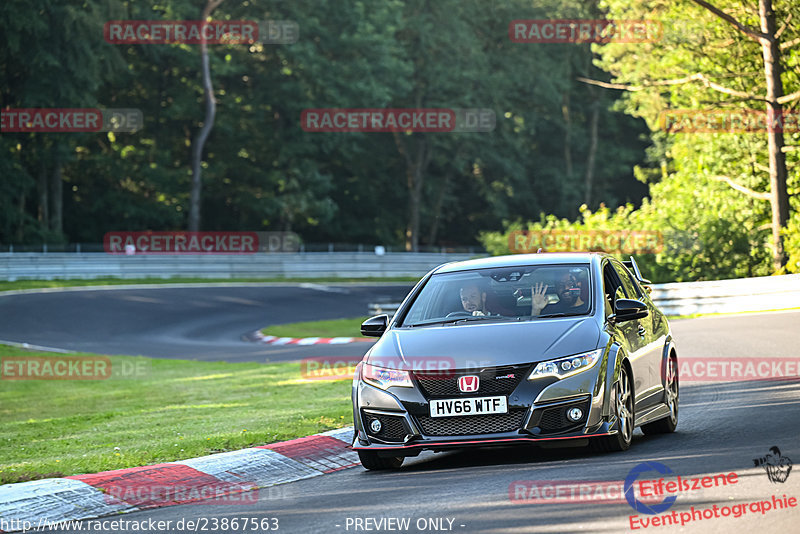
(592, 363, 634, 452)
(357, 450, 404, 470)
(642, 355, 678, 435)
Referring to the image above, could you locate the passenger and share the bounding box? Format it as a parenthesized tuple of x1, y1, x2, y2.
(532, 271, 586, 316)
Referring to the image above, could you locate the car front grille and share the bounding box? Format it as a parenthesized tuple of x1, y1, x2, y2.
(415, 409, 527, 436)
(413, 364, 530, 398)
(363, 412, 409, 442)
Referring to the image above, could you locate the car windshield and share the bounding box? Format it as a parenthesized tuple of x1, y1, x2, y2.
(400, 265, 591, 327)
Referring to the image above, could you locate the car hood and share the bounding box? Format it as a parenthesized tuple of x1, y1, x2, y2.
(366, 317, 602, 370)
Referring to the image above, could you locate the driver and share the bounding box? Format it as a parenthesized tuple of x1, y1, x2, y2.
(460, 282, 490, 316)
(459, 281, 517, 316)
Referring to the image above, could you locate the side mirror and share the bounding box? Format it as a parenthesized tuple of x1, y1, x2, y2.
(610, 299, 649, 323)
(360, 314, 389, 337)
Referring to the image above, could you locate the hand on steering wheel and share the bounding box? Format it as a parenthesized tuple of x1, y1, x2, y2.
(446, 311, 473, 318)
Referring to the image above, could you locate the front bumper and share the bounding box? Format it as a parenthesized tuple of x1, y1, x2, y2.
(352, 361, 611, 453)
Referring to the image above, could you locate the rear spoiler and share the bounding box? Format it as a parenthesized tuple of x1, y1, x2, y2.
(623, 256, 652, 285)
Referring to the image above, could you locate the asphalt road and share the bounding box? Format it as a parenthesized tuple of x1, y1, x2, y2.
(0, 284, 412, 362)
(45, 310, 800, 533)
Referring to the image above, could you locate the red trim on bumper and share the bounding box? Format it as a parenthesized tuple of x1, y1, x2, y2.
(353, 432, 611, 450)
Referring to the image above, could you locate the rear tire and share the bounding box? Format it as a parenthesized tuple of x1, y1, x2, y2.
(591, 363, 634, 453)
(642, 355, 678, 435)
(357, 450, 404, 470)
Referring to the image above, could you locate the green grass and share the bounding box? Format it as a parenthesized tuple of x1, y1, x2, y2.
(262, 317, 370, 338)
(0, 277, 417, 293)
(0, 346, 353, 485)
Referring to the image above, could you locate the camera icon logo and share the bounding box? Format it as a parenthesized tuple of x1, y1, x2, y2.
(753, 446, 792, 483)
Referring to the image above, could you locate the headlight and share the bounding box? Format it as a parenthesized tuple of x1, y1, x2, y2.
(529, 349, 603, 380)
(362, 362, 413, 389)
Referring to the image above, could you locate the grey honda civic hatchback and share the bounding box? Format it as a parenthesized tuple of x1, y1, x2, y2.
(351, 252, 679, 470)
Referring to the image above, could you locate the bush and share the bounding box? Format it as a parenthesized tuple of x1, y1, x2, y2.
(783, 212, 800, 274)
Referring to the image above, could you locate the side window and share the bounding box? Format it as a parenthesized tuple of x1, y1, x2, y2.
(613, 261, 643, 300)
(614, 286, 627, 303)
(629, 276, 646, 300)
(602, 262, 625, 315)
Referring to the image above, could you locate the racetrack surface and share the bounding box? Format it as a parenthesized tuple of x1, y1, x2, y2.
(0, 284, 412, 362)
(41, 310, 800, 533)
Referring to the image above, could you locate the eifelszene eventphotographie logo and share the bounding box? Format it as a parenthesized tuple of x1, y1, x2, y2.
(624, 462, 677, 515)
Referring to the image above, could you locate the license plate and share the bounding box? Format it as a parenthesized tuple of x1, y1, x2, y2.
(429, 396, 508, 418)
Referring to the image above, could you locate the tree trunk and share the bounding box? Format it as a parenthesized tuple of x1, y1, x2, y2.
(394, 132, 432, 252)
(406, 147, 426, 252)
(50, 144, 63, 235)
(562, 91, 573, 182)
(189, 0, 225, 232)
(759, 0, 790, 270)
(16, 191, 26, 242)
(427, 170, 451, 247)
(407, 183, 421, 251)
(38, 157, 48, 228)
(583, 97, 599, 207)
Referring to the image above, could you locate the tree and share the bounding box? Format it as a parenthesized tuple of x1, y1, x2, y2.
(0, 0, 125, 243)
(188, 0, 225, 232)
(1, 0, 652, 251)
(591, 0, 799, 270)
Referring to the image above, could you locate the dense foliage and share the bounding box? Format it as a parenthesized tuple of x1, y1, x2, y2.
(482, 0, 800, 281)
(2, 0, 798, 281)
(1, 0, 648, 249)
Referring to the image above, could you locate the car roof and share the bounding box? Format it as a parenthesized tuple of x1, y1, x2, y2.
(433, 252, 607, 274)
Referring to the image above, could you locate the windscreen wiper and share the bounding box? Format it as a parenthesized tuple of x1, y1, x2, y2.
(536, 312, 584, 318)
(407, 315, 521, 328)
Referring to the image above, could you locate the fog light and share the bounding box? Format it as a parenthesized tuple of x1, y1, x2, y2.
(369, 419, 382, 433)
(566, 407, 583, 422)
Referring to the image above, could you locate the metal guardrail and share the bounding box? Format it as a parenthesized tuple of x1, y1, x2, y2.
(0, 252, 481, 281)
(649, 273, 800, 316)
(368, 274, 800, 318)
(0, 243, 484, 254)
(2, 253, 797, 317)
